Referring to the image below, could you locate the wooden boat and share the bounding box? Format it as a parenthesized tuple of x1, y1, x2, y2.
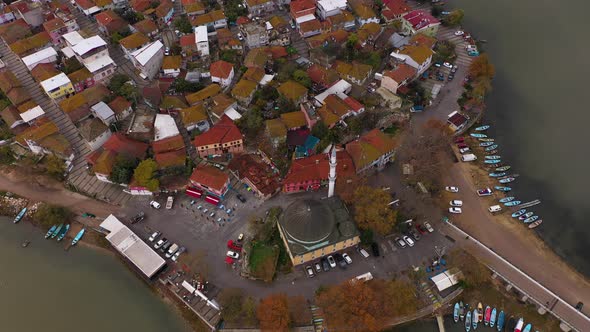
(13, 207, 27, 224)
(494, 186, 511, 192)
(499, 177, 515, 184)
(504, 201, 522, 207)
(485, 155, 501, 160)
(465, 310, 472, 332)
(484, 159, 502, 164)
(489, 172, 507, 177)
(56, 224, 70, 242)
(523, 323, 532, 332)
(459, 301, 465, 321)
(485, 149, 499, 155)
(490, 308, 497, 328)
(484, 306, 491, 326)
(528, 220, 543, 229)
(475, 125, 490, 131)
(485, 144, 498, 151)
(479, 138, 495, 142)
(514, 318, 524, 332)
(496, 310, 505, 331)
(50, 223, 64, 239)
(470, 133, 487, 138)
(506, 316, 516, 331)
(519, 212, 534, 221)
(499, 197, 515, 203)
(480, 141, 494, 147)
(454, 302, 460, 323)
(495, 165, 511, 172)
(71, 228, 86, 246)
(45, 225, 57, 239)
(512, 209, 526, 218)
(477, 303, 483, 321)
(472, 309, 479, 330)
(523, 215, 539, 224)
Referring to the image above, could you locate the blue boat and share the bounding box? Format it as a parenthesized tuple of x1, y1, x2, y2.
(504, 200, 522, 207)
(454, 302, 460, 323)
(13, 207, 27, 224)
(472, 309, 479, 329)
(499, 197, 515, 203)
(470, 133, 487, 138)
(50, 223, 64, 239)
(460, 301, 465, 321)
(45, 225, 57, 239)
(489, 172, 507, 177)
(465, 310, 472, 332)
(480, 141, 494, 147)
(485, 155, 501, 160)
(57, 224, 70, 242)
(523, 323, 532, 332)
(524, 215, 539, 224)
(475, 125, 490, 131)
(484, 159, 501, 164)
(519, 212, 534, 220)
(499, 177, 515, 184)
(485, 144, 498, 151)
(71, 228, 85, 246)
(495, 165, 511, 172)
(490, 308, 497, 328)
(496, 310, 505, 331)
(494, 186, 512, 192)
(512, 209, 526, 218)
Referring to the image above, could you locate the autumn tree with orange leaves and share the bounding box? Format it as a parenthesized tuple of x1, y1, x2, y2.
(468, 54, 495, 100)
(257, 293, 291, 332)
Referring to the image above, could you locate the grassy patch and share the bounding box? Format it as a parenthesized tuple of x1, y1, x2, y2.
(383, 125, 399, 135)
(248, 241, 279, 282)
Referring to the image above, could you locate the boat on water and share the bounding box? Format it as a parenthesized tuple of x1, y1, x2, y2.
(496, 165, 511, 172)
(524, 215, 539, 224)
(485, 155, 501, 160)
(465, 310, 472, 332)
(484, 159, 502, 164)
(459, 301, 465, 321)
(490, 308, 497, 328)
(56, 224, 70, 241)
(45, 225, 57, 239)
(499, 177, 515, 184)
(500, 197, 515, 203)
(505, 200, 522, 207)
(13, 207, 27, 224)
(484, 306, 491, 326)
(479, 138, 495, 142)
(495, 186, 512, 192)
(475, 125, 490, 131)
(512, 209, 526, 218)
(480, 141, 495, 147)
(528, 220, 543, 229)
(71, 228, 85, 246)
(50, 223, 64, 239)
(22, 240, 30, 247)
(514, 318, 524, 332)
(472, 309, 479, 330)
(506, 316, 516, 331)
(523, 323, 532, 332)
(496, 310, 505, 331)
(489, 172, 507, 177)
(519, 212, 535, 221)
(470, 133, 487, 138)
(454, 302, 460, 323)
(485, 144, 499, 151)
(485, 149, 499, 155)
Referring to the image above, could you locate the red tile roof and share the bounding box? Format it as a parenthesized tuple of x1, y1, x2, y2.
(102, 132, 149, 159)
(190, 165, 229, 192)
(236, 16, 250, 25)
(209, 60, 234, 80)
(402, 10, 439, 30)
(152, 134, 185, 153)
(283, 150, 355, 185)
(108, 96, 132, 115)
(383, 0, 410, 17)
(228, 154, 280, 196)
(180, 34, 195, 47)
(75, 0, 95, 10)
(193, 115, 242, 147)
(307, 64, 339, 88)
(155, 148, 187, 168)
(343, 96, 364, 112)
(384, 64, 416, 83)
(290, 0, 315, 14)
(345, 129, 397, 171)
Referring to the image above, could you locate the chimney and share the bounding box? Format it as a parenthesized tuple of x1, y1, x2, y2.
(315, 159, 319, 164)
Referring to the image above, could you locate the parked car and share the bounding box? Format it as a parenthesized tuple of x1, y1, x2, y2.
(305, 266, 315, 278)
(314, 262, 322, 273)
(357, 247, 370, 258)
(154, 238, 167, 249)
(477, 188, 493, 196)
(342, 253, 352, 264)
(165, 243, 179, 258)
(415, 224, 427, 234)
(488, 205, 502, 213)
(131, 212, 145, 224)
(403, 236, 415, 247)
(450, 200, 463, 207)
(445, 186, 459, 193)
(164, 47, 170, 56)
(334, 254, 347, 268)
(149, 201, 161, 209)
(226, 250, 240, 259)
(395, 237, 407, 248)
(321, 257, 330, 271)
(236, 194, 247, 203)
(454, 137, 464, 143)
(576, 302, 584, 311)
(448, 74, 455, 81)
(371, 242, 380, 257)
(449, 207, 463, 214)
(172, 246, 186, 262)
(443, 62, 453, 69)
(237, 32, 243, 40)
(238, 233, 244, 241)
(451, 65, 458, 73)
(457, 143, 468, 149)
(410, 229, 421, 241)
(160, 241, 172, 253)
(166, 196, 174, 209)
(459, 147, 471, 154)
(410, 105, 424, 113)
(327, 255, 336, 268)
(148, 231, 161, 242)
(209, 212, 215, 218)
(423, 222, 434, 233)
(454, 30, 464, 36)
(214, 163, 224, 170)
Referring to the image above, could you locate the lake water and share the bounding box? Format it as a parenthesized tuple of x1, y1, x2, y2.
(0, 218, 190, 332)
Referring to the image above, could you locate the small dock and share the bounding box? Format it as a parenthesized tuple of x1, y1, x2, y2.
(516, 199, 541, 209)
(436, 314, 446, 332)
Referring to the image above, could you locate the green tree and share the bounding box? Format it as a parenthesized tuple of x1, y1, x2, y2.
(311, 122, 328, 140)
(133, 159, 159, 191)
(109, 74, 132, 93)
(119, 82, 138, 101)
(45, 154, 65, 180)
(219, 49, 238, 63)
(0, 146, 14, 164)
(32, 204, 72, 228)
(352, 186, 397, 235)
(345, 116, 363, 135)
(171, 78, 204, 93)
(219, 288, 245, 322)
(444, 9, 465, 26)
(174, 15, 193, 34)
(63, 57, 83, 74)
(109, 155, 139, 184)
(292, 69, 311, 88)
(238, 107, 264, 139)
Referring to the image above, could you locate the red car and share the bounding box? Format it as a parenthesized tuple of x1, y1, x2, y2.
(457, 143, 468, 149)
(416, 224, 427, 234)
(227, 240, 242, 252)
(454, 137, 465, 143)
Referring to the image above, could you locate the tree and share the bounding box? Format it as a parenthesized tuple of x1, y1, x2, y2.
(46, 154, 65, 180)
(378, 278, 419, 316)
(109, 74, 132, 94)
(220, 49, 238, 63)
(468, 53, 495, 79)
(219, 288, 245, 321)
(63, 57, 83, 74)
(237, 107, 264, 139)
(109, 155, 138, 184)
(257, 293, 290, 332)
(311, 122, 328, 140)
(32, 204, 72, 228)
(174, 15, 193, 34)
(444, 9, 465, 26)
(448, 249, 490, 288)
(292, 69, 311, 88)
(288, 296, 311, 326)
(345, 116, 363, 135)
(133, 159, 159, 191)
(171, 78, 203, 93)
(0, 146, 14, 164)
(352, 186, 397, 235)
(119, 82, 138, 101)
(178, 250, 209, 279)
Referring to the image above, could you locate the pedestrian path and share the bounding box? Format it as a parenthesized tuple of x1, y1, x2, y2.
(310, 304, 326, 332)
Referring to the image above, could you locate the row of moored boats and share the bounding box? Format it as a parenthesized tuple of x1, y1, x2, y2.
(454, 301, 538, 332)
(13, 206, 85, 246)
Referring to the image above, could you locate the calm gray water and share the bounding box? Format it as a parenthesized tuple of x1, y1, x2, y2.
(0, 218, 190, 332)
(448, 0, 590, 275)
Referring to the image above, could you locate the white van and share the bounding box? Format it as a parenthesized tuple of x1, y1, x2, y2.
(165, 243, 179, 258)
(461, 154, 477, 162)
(488, 205, 502, 213)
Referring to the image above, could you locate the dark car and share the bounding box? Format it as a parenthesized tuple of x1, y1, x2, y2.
(576, 302, 584, 311)
(334, 253, 347, 268)
(131, 211, 145, 224)
(410, 229, 421, 241)
(236, 194, 247, 203)
(321, 257, 330, 271)
(160, 241, 172, 253)
(416, 224, 426, 234)
(371, 242, 380, 257)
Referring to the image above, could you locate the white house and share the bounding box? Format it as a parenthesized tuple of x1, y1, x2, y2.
(209, 60, 234, 88)
(78, 117, 112, 151)
(63, 32, 116, 83)
(154, 114, 180, 141)
(22, 47, 58, 70)
(316, 0, 347, 19)
(389, 45, 433, 76)
(91, 101, 116, 125)
(195, 26, 209, 56)
(130, 40, 164, 80)
(20, 105, 45, 124)
(314, 79, 352, 106)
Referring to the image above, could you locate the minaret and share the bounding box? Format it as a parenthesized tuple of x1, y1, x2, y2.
(328, 147, 337, 198)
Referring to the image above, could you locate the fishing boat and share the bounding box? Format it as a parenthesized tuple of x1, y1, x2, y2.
(22, 240, 30, 247)
(484, 159, 502, 164)
(519, 212, 535, 221)
(523, 323, 532, 332)
(485, 155, 501, 160)
(499, 177, 515, 184)
(485, 149, 499, 155)
(50, 223, 64, 239)
(480, 141, 494, 147)
(485, 144, 499, 151)
(490, 308, 497, 328)
(45, 225, 57, 239)
(506, 316, 516, 332)
(470, 133, 487, 138)
(504, 200, 522, 207)
(477, 303, 483, 321)
(56, 224, 70, 242)
(514, 318, 524, 332)
(71, 228, 85, 246)
(460, 301, 465, 321)
(495, 165, 511, 172)
(465, 310, 472, 332)
(496, 310, 505, 331)
(472, 309, 479, 330)
(13, 207, 27, 224)
(494, 186, 512, 192)
(475, 125, 490, 131)
(523, 215, 539, 224)
(454, 303, 460, 323)
(512, 209, 526, 218)
(484, 306, 491, 326)
(528, 220, 543, 229)
(489, 172, 507, 177)
(479, 138, 495, 142)
(499, 197, 515, 203)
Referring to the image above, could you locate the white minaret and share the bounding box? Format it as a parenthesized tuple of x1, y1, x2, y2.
(328, 147, 337, 198)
